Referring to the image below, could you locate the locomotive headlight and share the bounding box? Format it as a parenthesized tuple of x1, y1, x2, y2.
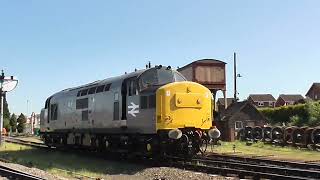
(168, 129, 182, 140)
(208, 128, 221, 139)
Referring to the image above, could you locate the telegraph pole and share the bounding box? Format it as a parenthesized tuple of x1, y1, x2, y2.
(0, 71, 5, 145)
(233, 53, 237, 101)
(233, 52, 241, 102)
(0, 70, 18, 146)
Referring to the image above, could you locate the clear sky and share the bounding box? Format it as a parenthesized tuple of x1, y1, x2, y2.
(1, 1, 319, 115)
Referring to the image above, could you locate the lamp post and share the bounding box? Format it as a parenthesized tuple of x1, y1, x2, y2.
(0, 70, 18, 146)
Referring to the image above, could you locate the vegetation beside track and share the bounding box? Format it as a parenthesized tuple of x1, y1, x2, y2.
(9, 136, 44, 144)
(259, 101, 320, 126)
(211, 141, 320, 162)
(0, 143, 147, 179)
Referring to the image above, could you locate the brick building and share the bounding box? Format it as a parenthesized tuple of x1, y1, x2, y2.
(275, 94, 304, 107)
(247, 94, 276, 108)
(306, 83, 320, 101)
(215, 101, 267, 141)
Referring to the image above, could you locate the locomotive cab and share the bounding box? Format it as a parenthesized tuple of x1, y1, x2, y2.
(120, 66, 186, 132)
(138, 66, 186, 93)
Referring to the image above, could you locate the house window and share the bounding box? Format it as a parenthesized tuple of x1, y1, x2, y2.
(315, 95, 318, 100)
(235, 121, 243, 130)
(269, 102, 274, 107)
(285, 101, 293, 106)
(258, 102, 264, 106)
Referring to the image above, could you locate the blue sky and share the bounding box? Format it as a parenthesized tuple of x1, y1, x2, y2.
(1, 1, 319, 115)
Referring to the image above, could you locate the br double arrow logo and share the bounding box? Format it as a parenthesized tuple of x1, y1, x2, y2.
(128, 102, 139, 117)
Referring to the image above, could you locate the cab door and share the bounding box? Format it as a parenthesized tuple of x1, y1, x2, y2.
(121, 77, 139, 121)
(126, 77, 139, 121)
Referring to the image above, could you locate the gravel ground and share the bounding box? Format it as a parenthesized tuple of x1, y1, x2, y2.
(127, 167, 233, 180)
(0, 161, 233, 180)
(0, 161, 66, 180)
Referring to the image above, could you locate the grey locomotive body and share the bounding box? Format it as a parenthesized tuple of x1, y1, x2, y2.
(40, 66, 219, 156)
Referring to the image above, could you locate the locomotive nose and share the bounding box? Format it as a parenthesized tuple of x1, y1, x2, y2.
(156, 81, 213, 131)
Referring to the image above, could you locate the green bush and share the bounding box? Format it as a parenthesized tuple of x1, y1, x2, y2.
(3, 118, 10, 131)
(260, 102, 320, 127)
(10, 114, 17, 132)
(17, 113, 27, 133)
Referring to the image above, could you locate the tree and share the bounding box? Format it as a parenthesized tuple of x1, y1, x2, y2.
(9, 113, 17, 132)
(17, 113, 27, 133)
(3, 118, 10, 131)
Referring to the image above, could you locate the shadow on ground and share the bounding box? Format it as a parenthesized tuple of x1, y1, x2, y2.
(0, 146, 149, 177)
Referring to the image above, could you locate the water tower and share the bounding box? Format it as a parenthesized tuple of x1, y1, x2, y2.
(178, 59, 227, 109)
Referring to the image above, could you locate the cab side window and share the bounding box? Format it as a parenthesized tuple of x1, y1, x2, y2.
(50, 104, 58, 120)
(128, 77, 137, 96)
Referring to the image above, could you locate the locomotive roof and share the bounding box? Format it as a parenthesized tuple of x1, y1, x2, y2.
(54, 68, 147, 95)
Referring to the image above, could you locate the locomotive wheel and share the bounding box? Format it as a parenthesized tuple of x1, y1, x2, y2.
(199, 139, 208, 154)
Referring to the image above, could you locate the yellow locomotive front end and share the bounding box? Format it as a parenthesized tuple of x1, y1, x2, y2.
(156, 81, 212, 130)
(156, 81, 220, 156)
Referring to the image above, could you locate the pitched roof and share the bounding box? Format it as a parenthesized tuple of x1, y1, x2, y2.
(222, 101, 248, 117)
(248, 94, 276, 102)
(220, 100, 265, 122)
(278, 94, 304, 102)
(306, 83, 320, 96)
(217, 98, 235, 106)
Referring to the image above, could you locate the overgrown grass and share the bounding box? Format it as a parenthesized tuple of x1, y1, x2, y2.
(0, 143, 146, 179)
(13, 136, 44, 144)
(211, 141, 320, 162)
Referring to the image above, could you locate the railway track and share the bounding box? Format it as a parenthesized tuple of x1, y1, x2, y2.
(204, 153, 320, 171)
(168, 156, 320, 180)
(3, 137, 320, 180)
(0, 164, 45, 180)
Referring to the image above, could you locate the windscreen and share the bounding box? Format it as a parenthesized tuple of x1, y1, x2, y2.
(138, 67, 186, 92)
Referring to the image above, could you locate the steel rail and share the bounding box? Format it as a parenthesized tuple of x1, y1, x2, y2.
(0, 165, 45, 180)
(172, 162, 312, 180)
(193, 157, 320, 179)
(4, 137, 320, 179)
(204, 153, 320, 170)
(167, 156, 317, 180)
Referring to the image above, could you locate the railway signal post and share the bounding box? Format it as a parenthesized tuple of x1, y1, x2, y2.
(0, 70, 18, 146)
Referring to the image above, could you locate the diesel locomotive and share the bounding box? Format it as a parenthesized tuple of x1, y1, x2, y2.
(40, 65, 220, 157)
